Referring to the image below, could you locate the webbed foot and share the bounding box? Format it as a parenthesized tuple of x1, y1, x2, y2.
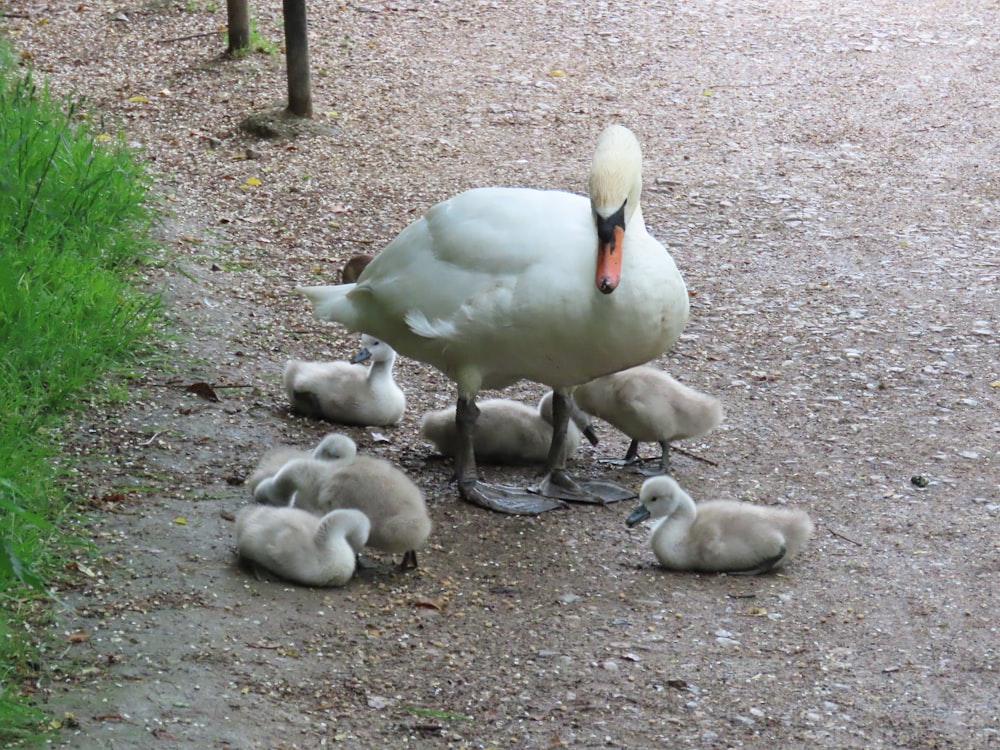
(597, 454, 669, 477)
(596, 455, 640, 468)
(460, 479, 567, 515)
(530, 470, 636, 505)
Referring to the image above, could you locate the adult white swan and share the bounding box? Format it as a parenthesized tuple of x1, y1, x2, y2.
(299, 125, 689, 514)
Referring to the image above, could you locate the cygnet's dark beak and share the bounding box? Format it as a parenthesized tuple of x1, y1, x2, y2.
(626, 504, 650, 528)
(351, 347, 372, 364)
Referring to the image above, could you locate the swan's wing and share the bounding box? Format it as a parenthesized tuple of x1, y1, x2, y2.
(691, 503, 788, 573)
(609, 371, 678, 441)
(358, 187, 595, 333)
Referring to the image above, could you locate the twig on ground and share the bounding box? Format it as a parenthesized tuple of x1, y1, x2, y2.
(826, 526, 863, 546)
(158, 30, 225, 44)
(672, 445, 719, 466)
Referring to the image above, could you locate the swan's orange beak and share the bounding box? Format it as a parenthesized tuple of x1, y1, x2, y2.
(595, 225, 624, 294)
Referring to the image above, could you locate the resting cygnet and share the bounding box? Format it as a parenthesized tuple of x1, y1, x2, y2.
(341, 253, 374, 283)
(235, 505, 370, 587)
(574, 366, 723, 474)
(246, 433, 358, 493)
(419, 392, 596, 466)
(283, 334, 405, 426)
(626, 476, 813, 575)
(254, 452, 431, 569)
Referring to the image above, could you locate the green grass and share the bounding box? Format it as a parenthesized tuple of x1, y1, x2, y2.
(0, 43, 161, 745)
(228, 17, 279, 57)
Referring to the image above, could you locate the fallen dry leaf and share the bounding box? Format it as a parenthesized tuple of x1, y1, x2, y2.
(412, 597, 445, 611)
(185, 382, 219, 402)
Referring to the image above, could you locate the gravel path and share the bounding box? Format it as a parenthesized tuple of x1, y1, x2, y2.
(6, 1, 998, 747)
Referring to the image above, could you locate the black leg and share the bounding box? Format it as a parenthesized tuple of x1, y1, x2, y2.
(658, 441, 672, 473)
(531, 390, 637, 505)
(454, 396, 480, 493)
(596, 438, 643, 468)
(400, 550, 418, 570)
(637, 440, 672, 477)
(455, 396, 565, 514)
(623, 439, 641, 464)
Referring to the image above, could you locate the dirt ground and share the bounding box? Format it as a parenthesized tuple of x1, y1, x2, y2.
(6, 0, 999, 748)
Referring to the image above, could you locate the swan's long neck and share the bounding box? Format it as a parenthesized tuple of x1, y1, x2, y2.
(344, 518, 369, 552)
(254, 470, 297, 505)
(628, 204, 646, 233)
(653, 490, 698, 547)
(268, 468, 299, 504)
(315, 511, 369, 552)
(367, 353, 396, 385)
(672, 490, 698, 522)
(314, 514, 347, 548)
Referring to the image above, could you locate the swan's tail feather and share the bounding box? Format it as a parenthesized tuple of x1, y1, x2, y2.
(296, 284, 357, 327)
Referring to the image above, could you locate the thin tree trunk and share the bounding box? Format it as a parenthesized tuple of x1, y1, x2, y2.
(283, 0, 312, 118)
(226, 0, 250, 53)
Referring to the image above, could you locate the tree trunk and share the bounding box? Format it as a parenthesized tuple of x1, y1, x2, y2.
(283, 0, 312, 118)
(226, 0, 250, 54)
